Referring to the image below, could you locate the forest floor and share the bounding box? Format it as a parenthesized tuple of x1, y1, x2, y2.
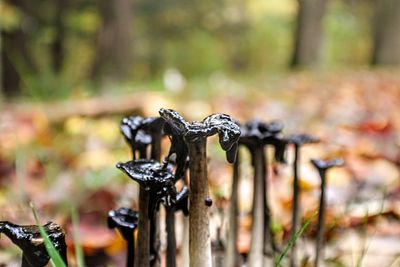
(0, 70, 399, 266)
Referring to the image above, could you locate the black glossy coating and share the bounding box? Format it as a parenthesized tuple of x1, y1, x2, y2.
(204, 197, 213, 207)
(120, 116, 165, 159)
(141, 117, 165, 137)
(117, 159, 176, 216)
(239, 119, 269, 147)
(311, 159, 344, 172)
(287, 134, 319, 146)
(135, 130, 152, 146)
(239, 119, 287, 163)
(264, 121, 284, 134)
(120, 116, 144, 141)
(262, 123, 287, 163)
(162, 123, 189, 181)
(175, 186, 190, 216)
(265, 135, 287, 163)
(159, 108, 241, 164)
(120, 116, 152, 158)
(117, 159, 174, 190)
(0, 221, 67, 267)
(108, 207, 139, 240)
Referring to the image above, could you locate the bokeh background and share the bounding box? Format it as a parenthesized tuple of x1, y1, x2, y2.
(1, 0, 400, 98)
(0, 0, 400, 266)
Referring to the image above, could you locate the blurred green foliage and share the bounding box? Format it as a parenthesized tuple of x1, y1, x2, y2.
(325, 0, 372, 66)
(1, 0, 374, 99)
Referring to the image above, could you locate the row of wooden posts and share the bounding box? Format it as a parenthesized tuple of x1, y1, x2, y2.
(0, 108, 342, 267)
(111, 109, 343, 267)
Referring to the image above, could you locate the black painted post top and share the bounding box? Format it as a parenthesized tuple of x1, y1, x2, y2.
(120, 116, 165, 159)
(287, 134, 319, 146)
(159, 108, 241, 164)
(175, 186, 190, 215)
(239, 119, 269, 147)
(0, 221, 67, 267)
(311, 158, 344, 179)
(239, 119, 287, 163)
(108, 207, 139, 240)
(116, 159, 176, 216)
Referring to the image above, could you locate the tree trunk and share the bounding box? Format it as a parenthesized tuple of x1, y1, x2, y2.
(52, 0, 66, 73)
(1, 31, 21, 97)
(371, 0, 400, 65)
(1, 0, 37, 97)
(0, 30, 3, 99)
(291, 0, 328, 67)
(91, 0, 134, 80)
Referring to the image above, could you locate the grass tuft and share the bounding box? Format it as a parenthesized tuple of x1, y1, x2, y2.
(274, 210, 318, 267)
(71, 206, 86, 267)
(30, 203, 67, 267)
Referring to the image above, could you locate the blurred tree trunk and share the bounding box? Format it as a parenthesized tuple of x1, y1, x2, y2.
(290, 0, 328, 67)
(1, 31, 21, 97)
(148, 36, 162, 77)
(52, 0, 67, 73)
(91, 0, 134, 81)
(371, 0, 400, 65)
(0, 31, 2, 98)
(1, 0, 37, 97)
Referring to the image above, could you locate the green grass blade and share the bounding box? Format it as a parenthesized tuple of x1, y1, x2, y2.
(274, 211, 318, 267)
(71, 206, 86, 267)
(30, 203, 67, 267)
